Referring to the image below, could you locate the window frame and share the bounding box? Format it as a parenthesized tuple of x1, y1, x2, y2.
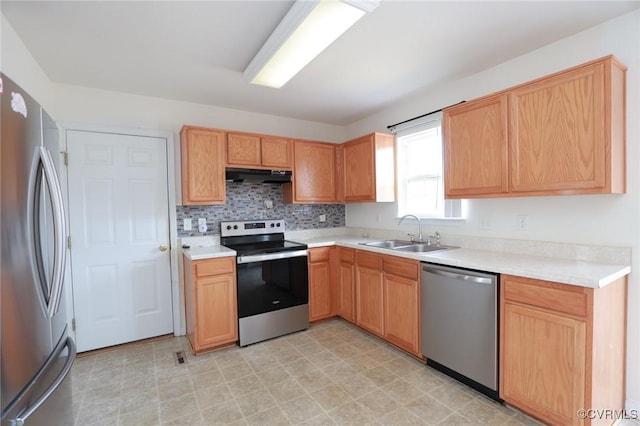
(393, 112, 463, 220)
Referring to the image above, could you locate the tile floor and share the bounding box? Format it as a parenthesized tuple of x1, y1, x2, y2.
(68, 319, 635, 426)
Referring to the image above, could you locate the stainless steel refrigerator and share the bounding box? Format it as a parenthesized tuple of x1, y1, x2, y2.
(1, 74, 76, 425)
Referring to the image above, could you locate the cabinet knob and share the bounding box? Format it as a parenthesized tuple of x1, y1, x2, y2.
(159, 244, 168, 252)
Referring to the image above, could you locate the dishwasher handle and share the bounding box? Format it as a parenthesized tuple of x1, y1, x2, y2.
(423, 266, 494, 284)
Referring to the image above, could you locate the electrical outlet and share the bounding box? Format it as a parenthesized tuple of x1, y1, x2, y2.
(319, 214, 326, 222)
(183, 218, 192, 231)
(479, 216, 492, 230)
(517, 215, 529, 231)
(198, 218, 206, 226)
(264, 199, 274, 209)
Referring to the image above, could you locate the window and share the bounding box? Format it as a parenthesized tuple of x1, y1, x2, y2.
(394, 113, 462, 219)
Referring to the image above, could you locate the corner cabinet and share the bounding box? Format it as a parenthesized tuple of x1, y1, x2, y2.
(227, 132, 292, 170)
(180, 126, 226, 205)
(342, 132, 396, 202)
(183, 256, 238, 354)
(500, 275, 626, 426)
(444, 55, 626, 199)
(283, 140, 337, 203)
(308, 247, 335, 322)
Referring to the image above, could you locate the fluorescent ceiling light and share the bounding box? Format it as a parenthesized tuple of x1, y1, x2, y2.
(243, 0, 379, 89)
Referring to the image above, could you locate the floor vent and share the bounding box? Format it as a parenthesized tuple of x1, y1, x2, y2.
(174, 350, 187, 365)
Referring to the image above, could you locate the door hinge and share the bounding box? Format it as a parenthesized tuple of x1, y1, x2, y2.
(71, 318, 76, 332)
(67, 236, 71, 249)
(61, 151, 68, 166)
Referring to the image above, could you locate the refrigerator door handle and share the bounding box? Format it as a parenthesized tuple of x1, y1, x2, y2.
(27, 146, 67, 318)
(11, 337, 76, 426)
(40, 147, 67, 317)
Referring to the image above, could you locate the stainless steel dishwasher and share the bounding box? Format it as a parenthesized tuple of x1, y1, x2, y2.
(421, 263, 500, 401)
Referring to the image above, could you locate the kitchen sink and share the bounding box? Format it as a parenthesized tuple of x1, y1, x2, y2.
(392, 243, 455, 253)
(360, 240, 413, 248)
(360, 240, 456, 253)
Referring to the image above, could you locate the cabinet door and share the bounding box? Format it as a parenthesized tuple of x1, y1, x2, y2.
(356, 266, 384, 336)
(261, 137, 292, 169)
(343, 133, 395, 202)
(338, 261, 355, 323)
(309, 260, 332, 321)
(501, 302, 586, 425)
(227, 133, 261, 167)
(509, 62, 606, 194)
(383, 274, 420, 356)
(291, 140, 336, 202)
(180, 127, 226, 204)
(343, 135, 375, 202)
(308, 247, 332, 321)
(443, 94, 509, 198)
(195, 274, 238, 350)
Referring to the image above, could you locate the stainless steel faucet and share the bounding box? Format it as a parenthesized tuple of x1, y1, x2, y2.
(398, 214, 423, 243)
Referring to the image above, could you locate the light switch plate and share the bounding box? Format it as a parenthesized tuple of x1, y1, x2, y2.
(183, 218, 192, 231)
(198, 218, 207, 226)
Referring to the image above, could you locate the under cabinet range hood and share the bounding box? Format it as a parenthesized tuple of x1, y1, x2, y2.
(225, 168, 292, 183)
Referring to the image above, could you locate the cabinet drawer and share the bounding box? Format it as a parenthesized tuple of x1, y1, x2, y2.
(338, 248, 354, 263)
(383, 256, 419, 280)
(356, 251, 383, 270)
(502, 275, 588, 318)
(308, 247, 331, 263)
(195, 257, 235, 277)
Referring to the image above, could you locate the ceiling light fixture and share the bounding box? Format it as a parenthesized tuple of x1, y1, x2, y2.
(243, 0, 379, 89)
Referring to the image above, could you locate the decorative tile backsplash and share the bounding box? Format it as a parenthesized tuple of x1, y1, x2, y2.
(176, 182, 345, 236)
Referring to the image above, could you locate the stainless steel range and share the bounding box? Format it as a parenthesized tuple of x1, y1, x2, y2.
(220, 219, 309, 346)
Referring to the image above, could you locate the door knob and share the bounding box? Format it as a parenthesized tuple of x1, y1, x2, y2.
(159, 244, 168, 252)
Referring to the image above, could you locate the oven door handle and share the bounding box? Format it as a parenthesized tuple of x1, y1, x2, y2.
(237, 249, 308, 264)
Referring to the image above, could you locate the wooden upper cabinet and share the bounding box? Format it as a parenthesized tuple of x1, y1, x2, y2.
(227, 133, 261, 167)
(284, 140, 337, 203)
(180, 126, 226, 205)
(443, 55, 626, 199)
(509, 58, 625, 194)
(342, 133, 396, 202)
(227, 132, 292, 170)
(444, 94, 509, 197)
(261, 137, 292, 169)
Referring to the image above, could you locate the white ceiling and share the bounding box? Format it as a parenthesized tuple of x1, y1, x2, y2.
(3, 1, 639, 126)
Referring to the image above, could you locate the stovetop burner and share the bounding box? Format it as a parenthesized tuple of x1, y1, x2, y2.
(220, 219, 307, 256)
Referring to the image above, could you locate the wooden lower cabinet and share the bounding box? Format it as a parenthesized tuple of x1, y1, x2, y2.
(382, 256, 420, 356)
(355, 260, 385, 336)
(308, 247, 334, 321)
(500, 274, 627, 426)
(337, 248, 356, 323)
(354, 250, 421, 357)
(184, 256, 238, 354)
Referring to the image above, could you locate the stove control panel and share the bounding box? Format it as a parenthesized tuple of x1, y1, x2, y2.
(220, 219, 284, 237)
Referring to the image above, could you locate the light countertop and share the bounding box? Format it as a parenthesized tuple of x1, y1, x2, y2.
(299, 235, 630, 289)
(182, 245, 236, 260)
(181, 235, 630, 288)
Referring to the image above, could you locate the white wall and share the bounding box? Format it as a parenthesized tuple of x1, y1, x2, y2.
(346, 9, 640, 411)
(1, 15, 55, 111)
(52, 84, 347, 143)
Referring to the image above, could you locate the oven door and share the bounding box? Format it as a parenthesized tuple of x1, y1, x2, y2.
(236, 250, 308, 318)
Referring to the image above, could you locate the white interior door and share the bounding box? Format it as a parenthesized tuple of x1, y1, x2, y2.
(66, 130, 173, 352)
